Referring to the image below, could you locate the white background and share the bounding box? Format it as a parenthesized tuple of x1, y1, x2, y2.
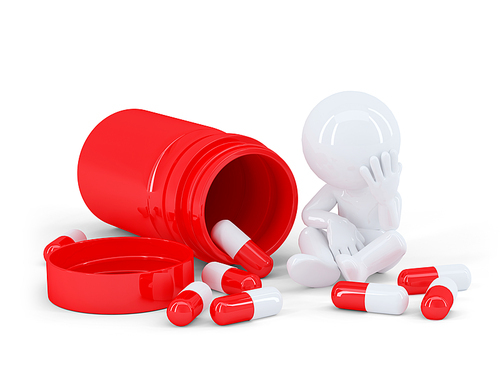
(2, 1, 499, 383)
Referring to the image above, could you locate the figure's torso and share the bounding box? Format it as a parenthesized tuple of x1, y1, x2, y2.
(332, 186, 381, 231)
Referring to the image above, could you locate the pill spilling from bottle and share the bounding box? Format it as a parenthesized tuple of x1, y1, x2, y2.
(211, 220, 274, 277)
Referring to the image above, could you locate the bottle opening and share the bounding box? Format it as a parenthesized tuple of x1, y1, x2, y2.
(204, 153, 297, 257)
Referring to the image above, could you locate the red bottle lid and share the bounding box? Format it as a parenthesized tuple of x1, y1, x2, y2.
(45, 236, 194, 314)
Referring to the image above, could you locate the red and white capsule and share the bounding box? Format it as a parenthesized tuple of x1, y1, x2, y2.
(43, 229, 87, 261)
(421, 277, 458, 320)
(210, 287, 282, 325)
(166, 282, 213, 326)
(331, 281, 409, 315)
(211, 220, 273, 278)
(398, 264, 471, 295)
(202, 262, 262, 294)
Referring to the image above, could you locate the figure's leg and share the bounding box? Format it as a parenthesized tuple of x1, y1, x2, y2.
(287, 227, 341, 287)
(377, 259, 401, 273)
(357, 229, 399, 274)
(335, 230, 406, 282)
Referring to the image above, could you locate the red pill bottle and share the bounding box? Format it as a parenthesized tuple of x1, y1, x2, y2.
(78, 109, 298, 264)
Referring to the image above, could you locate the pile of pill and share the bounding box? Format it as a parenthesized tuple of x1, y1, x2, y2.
(167, 220, 283, 326)
(398, 264, 471, 320)
(331, 264, 471, 320)
(167, 220, 472, 325)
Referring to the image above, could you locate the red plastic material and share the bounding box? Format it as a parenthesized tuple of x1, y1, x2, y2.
(233, 240, 273, 277)
(331, 281, 369, 312)
(398, 267, 439, 295)
(78, 109, 298, 265)
(421, 285, 454, 320)
(43, 236, 75, 261)
(167, 290, 204, 326)
(221, 268, 262, 294)
(46, 237, 194, 314)
(210, 292, 254, 325)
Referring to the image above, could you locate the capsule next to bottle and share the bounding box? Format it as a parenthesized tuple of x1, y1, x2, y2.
(167, 282, 213, 327)
(43, 229, 87, 261)
(202, 262, 262, 294)
(210, 287, 282, 325)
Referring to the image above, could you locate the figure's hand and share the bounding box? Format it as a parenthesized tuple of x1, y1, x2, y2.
(360, 150, 402, 205)
(327, 217, 365, 256)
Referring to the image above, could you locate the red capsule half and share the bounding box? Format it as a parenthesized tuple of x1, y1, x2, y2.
(210, 287, 282, 326)
(211, 220, 273, 277)
(398, 267, 439, 294)
(202, 262, 262, 294)
(233, 240, 273, 278)
(398, 264, 471, 294)
(167, 282, 212, 326)
(421, 277, 458, 320)
(331, 281, 368, 312)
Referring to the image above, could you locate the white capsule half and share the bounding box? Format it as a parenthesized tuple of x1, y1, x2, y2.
(435, 264, 471, 291)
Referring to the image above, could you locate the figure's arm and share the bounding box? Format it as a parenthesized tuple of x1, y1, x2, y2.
(302, 184, 339, 229)
(303, 184, 366, 255)
(377, 192, 402, 230)
(360, 150, 402, 231)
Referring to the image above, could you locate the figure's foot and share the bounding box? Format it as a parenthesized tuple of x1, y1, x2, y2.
(287, 253, 340, 288)
(377, 260, 399, 274)
(335, 253, 369, 282)
(375, 231, 407, 274)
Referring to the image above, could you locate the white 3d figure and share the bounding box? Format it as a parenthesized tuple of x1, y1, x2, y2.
(287, 91, 407, 287)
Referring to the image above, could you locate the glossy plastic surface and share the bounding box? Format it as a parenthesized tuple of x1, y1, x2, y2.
(398, 266, 438, 295)
(331, 281, 368, 311)
(332, 281, 409, 315)
(233, 240, 273, 278)
(78, 109, 297, 265)
(398, 264, 471, 294)
(44, 236, 76, 261)
(210, 292, 254, 325)
(46, 236, 194, 314)
(246, 287, 283, 319)
(211, 220, 250, 257)
(167, 290, 203, 326)
(421, 277, 458, 320)
(222, 267, 262, 293)
(202, 262, 262, 294)
(288, 92, 405, 287)
(210, 287, 282, 325)
(211, 220, 273, 277)
(334, 230, 406, 282)
(65, 229, 87, 242)
(167, 282, 212, 326)
(43, 230, 87, 261)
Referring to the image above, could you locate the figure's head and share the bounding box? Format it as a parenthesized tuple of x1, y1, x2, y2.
(302, 91, 400, 190)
